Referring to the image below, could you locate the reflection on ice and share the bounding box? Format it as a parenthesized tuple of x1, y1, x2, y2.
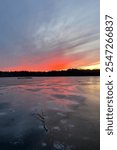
(0, 77, 100, 150)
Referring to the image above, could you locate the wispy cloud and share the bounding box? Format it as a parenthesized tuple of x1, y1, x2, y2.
(0, 0, 99, 71)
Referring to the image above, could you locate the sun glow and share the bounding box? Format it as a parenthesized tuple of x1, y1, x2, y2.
(79, 63, 100, 70)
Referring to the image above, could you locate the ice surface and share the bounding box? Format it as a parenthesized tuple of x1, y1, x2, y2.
(0, 77, 100, 150)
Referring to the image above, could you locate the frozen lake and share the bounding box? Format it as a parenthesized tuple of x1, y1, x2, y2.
(0, 77, 100, 150)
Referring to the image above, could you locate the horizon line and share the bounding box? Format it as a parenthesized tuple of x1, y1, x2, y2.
(0, 68, 100, 72)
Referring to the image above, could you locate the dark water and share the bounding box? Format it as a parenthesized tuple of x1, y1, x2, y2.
(0, 77, 100, 150)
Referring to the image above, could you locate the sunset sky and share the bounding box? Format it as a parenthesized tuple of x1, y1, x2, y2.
(0, 0, 99, 71)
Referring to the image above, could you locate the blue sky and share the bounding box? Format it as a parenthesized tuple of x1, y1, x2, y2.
(0, 0, 99, 71)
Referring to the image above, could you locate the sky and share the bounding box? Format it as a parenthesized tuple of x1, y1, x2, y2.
(0, 0, 100, 71)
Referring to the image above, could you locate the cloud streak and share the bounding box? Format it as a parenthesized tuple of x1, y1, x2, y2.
(0, 0, 99, 71)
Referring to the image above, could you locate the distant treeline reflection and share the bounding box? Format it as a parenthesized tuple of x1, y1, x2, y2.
(0, 69, 100, 77)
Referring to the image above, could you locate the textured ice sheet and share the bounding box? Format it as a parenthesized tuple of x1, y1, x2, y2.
(0, 77, 100, 150)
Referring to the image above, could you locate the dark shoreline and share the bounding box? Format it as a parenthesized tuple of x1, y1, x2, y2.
(0, 69, 100, 77)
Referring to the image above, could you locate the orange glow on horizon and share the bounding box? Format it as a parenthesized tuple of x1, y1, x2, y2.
(1, 57, 100, 71)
